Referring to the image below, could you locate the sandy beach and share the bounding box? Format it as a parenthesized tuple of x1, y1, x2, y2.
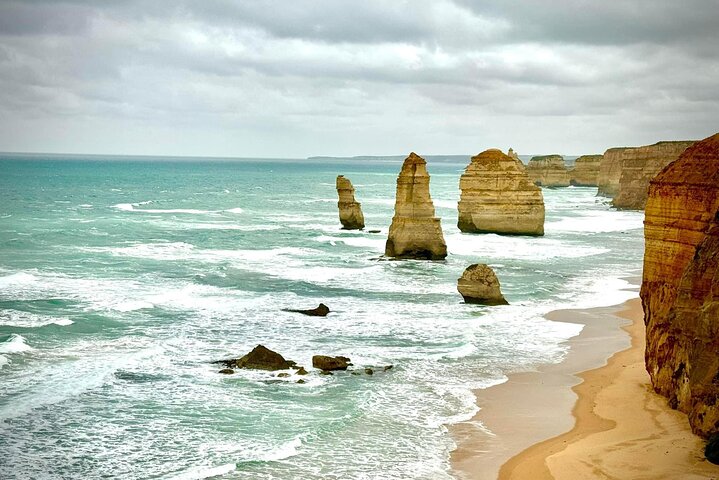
(452, 297, 719, 480)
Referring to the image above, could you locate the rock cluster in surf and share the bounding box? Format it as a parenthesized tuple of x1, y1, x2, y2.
(336, 175, 365, 230)
(457, 264, 508, 305)
(526, 155, 570, 187)
(457, 149, 545, 236)
(641, 132, 719, 438)
(385, 152, 447, 260)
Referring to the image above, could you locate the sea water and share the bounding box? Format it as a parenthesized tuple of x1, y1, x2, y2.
(0, 155, 645, 479)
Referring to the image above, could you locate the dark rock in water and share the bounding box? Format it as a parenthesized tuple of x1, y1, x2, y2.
(351, 371, 361, 375)
(276, 372, 290, 378)
(213, 344, 295, 371)
(296, 379, 307, 384)
(283, 303, 330, 317)
(218, 368, 235, 375)
(313, 355, 351, 371)
(296, 366, 308, 375)
(706, 435, 719, 465)
(368, 230, 381, 233)
(383, 365, 394, 371)
(319, 370, 334, 376)
(364, 368, 374, 375)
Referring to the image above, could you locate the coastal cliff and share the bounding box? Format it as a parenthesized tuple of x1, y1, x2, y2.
(598, 147, 631, 197)
(613, 141, 695, 210)
(336, 175, 365, 230)
(641, 133, 719, 438)
(570, 155, 602, 186)
(385, 153, 447, 260)
(526, 155, 570, 187)
(457, 149, 544, 236)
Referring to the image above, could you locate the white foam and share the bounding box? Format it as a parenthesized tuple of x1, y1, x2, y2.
(0, 334, 33, 353)
(113, 202, 213, 215)
(78, 204, 93, 208)
(0, 310, 73, 328)
(224, 207, 244, 214)
(165, 463, 237, 480)
(546, 210, 644, 234)
(314, 235, 385, 250)
(0, 272, 37, 288)
(446, 233, 609, 260)
(0, 355, 9, 369)
(113, 203, 134, 211)
(111, 300, 155, 312)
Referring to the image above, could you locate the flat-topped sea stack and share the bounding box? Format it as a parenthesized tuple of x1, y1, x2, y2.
(458, 149, 545, 236)
(336, 175, 365, 230)
(570, 154, 602, 186)
(526, 155, 570, 187)
(612, 141, 695, 210)
(641, 133, 719, 438)
(385, 153, 447, 260)
(598, 147, 632, 197)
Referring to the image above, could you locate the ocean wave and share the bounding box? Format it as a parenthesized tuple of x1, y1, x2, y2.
(0, 272, 38, 288)
(0, 334, 33, 353)
(111, 300, 155, 312)
(224, 207, 244, 214)
(546, 210, 644, 234)
(314, 235, 385, 250)
(113, 202, 215, 215)
(0, 355, 8, 369)
(0, 310, 73, 328)
(446, 233, 610, 260)
(165, 463, 237, 480)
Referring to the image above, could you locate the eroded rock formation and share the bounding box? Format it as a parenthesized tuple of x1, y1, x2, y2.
(508, 148, 520, 161)
(612, 141, 695, 209)
(214, 345, 296, 371)
(598, 147, 632, 197)
(312, 355, 351, 371)
(570, 155, 602, 186)
(526, 155, 570, 187)
(336, 175, 365, 230)
(385, 153, 447, 259)
(457, 264, 508, 305)
(457, 149, 545, 236)
(641, 133, 719, 438)
(283, 303, 330, 317)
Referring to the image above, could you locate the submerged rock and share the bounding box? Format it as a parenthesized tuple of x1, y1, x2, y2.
(296, 366, 308, 375)
(364, 368, 374, 375)
(641, 132, 719, 438)
(457, 264, 509, 305)
(457, 149, 545, 236)
(526, 155, 570, 187)
(313, 355, 351, 371)
(218, 368, 235, 375)
(385, 152, 447, 260)
(214, 344, 296, 371)
(336, 175, 365, 230)
(283, 303, 330, 317)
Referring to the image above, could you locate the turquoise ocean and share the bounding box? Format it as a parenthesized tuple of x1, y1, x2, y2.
(0, 155, 644, 479)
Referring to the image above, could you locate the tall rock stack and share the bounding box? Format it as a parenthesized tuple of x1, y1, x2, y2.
(457, 149, 545, 236)
(612, 141, 695, 210)
(336, 175, 365, 230)
(641, 133, 719, 438)
(526, 155, 570, 187)
(508, 148, 520, 161)
(385, 153, 447, 260)
(570, 154, 602, 186)
(598, 147, 632, 197)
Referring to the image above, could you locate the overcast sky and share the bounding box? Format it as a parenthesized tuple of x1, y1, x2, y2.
(0, 1, 717, 158)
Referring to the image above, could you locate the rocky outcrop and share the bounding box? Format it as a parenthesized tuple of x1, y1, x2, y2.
(641, 133, 719, 439)
(570, 155, 602, 186)
(508, 148, 520, 161)
(457, 264, 508, 305)
(336, 175, 365, 230)
(312, 355, 351, 371)
(457, 149, 545, 236)
(612, 141, 695, 209)
(214, 345, 296, 371)
(385, 153, 447, 260)
(598, 147, 632, 197)
(283, 303, 330, 317)
(526, 155, 570, 187)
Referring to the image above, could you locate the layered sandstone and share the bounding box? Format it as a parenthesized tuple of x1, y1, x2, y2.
(385, 153, 447, 260)
(569, 154, 602, 186)
(641, 133, 719, 438)
(598, 147, 632, 197)
(457, 264, 508, 305)
(526, 155, 570, 187)
(612, 141, 695, 209)
(336, 175, 365, 230)
(457, 149, 545, 236)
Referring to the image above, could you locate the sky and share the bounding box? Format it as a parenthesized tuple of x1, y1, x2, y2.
(0, 0, 717, 158)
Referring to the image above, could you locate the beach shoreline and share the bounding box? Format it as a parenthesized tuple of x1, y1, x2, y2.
(451, 295, 718, 479)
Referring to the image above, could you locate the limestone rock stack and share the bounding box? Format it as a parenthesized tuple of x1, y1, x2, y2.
(612, 141, 695, 209)
(569, 155, 602, 186)
(641, 133, 719, 438)
(526, 155, 570, 187)
(336, 175, 365, 230)
(457, 264, 508, 305)
(457, 149, 545, 236)
(508, 148, 520, 161)
(597, 147, 631, 197)
(385, 153, 447, 260)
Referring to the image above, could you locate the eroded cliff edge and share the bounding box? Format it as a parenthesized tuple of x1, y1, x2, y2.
(641, 132, 719, 438)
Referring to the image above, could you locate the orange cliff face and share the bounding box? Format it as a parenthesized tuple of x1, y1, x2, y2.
(640, 132, 719, 438)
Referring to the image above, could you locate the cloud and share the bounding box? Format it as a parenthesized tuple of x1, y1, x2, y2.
(0, 0, 717, 156)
